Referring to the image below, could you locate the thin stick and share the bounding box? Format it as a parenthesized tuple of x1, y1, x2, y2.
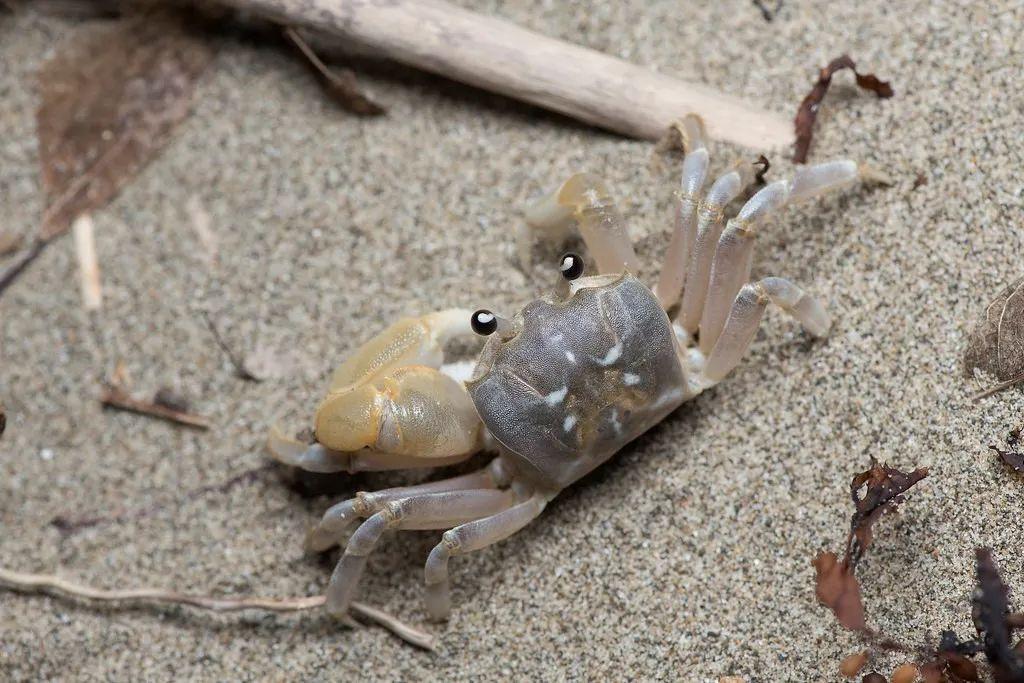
(971, 371, 1024, 400)
(100, 382, 212, 429)
(0, 567, 436, 650)
(202, 311, 260, 382)
(72, 214, 102, 310)
(216, 0, 791, 150)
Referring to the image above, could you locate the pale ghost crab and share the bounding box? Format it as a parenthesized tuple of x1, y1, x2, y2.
(269, 115, 865, 622)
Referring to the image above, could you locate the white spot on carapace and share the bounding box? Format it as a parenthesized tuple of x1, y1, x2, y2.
(565, 350, 576, 363)
(544, 386, 568, 406)
(599, 343, 622, 366)
(563, 415, 577, 431)
(651, 387, 686, 410)
(623, 372, 640, 386)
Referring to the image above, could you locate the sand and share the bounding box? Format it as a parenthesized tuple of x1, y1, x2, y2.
(1, 1, 1022, 680)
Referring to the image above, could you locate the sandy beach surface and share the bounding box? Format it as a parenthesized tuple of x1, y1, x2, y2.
(1, 1, 1022, 680)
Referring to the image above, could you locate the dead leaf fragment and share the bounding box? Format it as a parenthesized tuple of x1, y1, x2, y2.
(964, 277, 1024, 384)
(973, 549, 1024, 682)
(813, 551, 866, 631)
(37, 11, 213, 241)
(283, 27, 386, 116)
(793, 55, 894, 163)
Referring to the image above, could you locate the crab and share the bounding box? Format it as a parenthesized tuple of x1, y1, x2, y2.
(268, 115, 865, 622)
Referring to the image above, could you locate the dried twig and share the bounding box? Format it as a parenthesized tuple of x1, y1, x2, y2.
(0, 240, 46, 298)
(215, 0, 792, 149)
(0, 567, 436, 650)
(793, 55, 893, 163)
(972, 371, 1024, 400)
(72, 214, 102, 310)
(100, 382, 211, 429)
(283, 26, 386, 116)
(752, 0, 782, 21)
(52, 464, 274, 536)
(202, 311, 261, 382)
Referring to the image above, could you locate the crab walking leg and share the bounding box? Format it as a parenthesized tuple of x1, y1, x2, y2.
(676, 160, 759, 333)
(424, 493, 547, 621)
(698, 160, 860, 353)
(324, 489, 516, 617)
(267, 425, 473, 474)
(524, 173, 640, 274)
(654, 115, 710, 310)
(699, 277, 831, 384)
(307, 458, 514, 552)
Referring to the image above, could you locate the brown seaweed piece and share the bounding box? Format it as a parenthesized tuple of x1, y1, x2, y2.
(793, 55, 894, 163)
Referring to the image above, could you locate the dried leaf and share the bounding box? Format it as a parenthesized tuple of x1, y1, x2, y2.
(793, 55, 894, 163)
(283, 27, 386, 116)
(846, 461, 929, 567)
(37, 11, 213, 241)
(964, 277, 1024, 384)
(813, 551, 866, 631)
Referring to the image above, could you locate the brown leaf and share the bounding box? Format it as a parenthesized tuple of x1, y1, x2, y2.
(37, 11, 213, 241)
(793, 55, 894, 163)
(813, 551, 866, 631)
(846, 461, 929, 568)
(964, 277, 1024, 383)
(283, 27, 386, 116)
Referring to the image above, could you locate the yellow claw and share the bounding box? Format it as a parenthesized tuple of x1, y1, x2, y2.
(316, 365, 481, 458)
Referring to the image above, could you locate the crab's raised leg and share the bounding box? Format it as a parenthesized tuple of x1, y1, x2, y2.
(523, 173, 640, 275)
(324, 489, 518, 618)
(306, 458, 513, 552)
(654, 114, 710, 310)
(697, 160, 860, 354)
(424, 491, 547, 621)
(676, 159, 761, 333)
(696, 276, 831, 386)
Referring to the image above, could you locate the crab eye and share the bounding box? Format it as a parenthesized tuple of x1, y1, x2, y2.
(471, 309, 498, 336)
(559, 252, 584, 280)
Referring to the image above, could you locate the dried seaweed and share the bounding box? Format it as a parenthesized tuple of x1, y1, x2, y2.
(974, 550, 1024, 681)
(965, 277, 1024, 398)
(814, 461, 927, 634)
(793, 55, 894, 163)
(990, 423, 1024, 473)
(37, 11, 213, 241)
(283, 27, 386, 116)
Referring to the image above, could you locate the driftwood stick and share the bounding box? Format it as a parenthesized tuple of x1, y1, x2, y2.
(217, 0, 793, 150)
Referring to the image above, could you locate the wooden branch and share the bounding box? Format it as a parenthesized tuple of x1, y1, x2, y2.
(218, 0, 793, 150)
